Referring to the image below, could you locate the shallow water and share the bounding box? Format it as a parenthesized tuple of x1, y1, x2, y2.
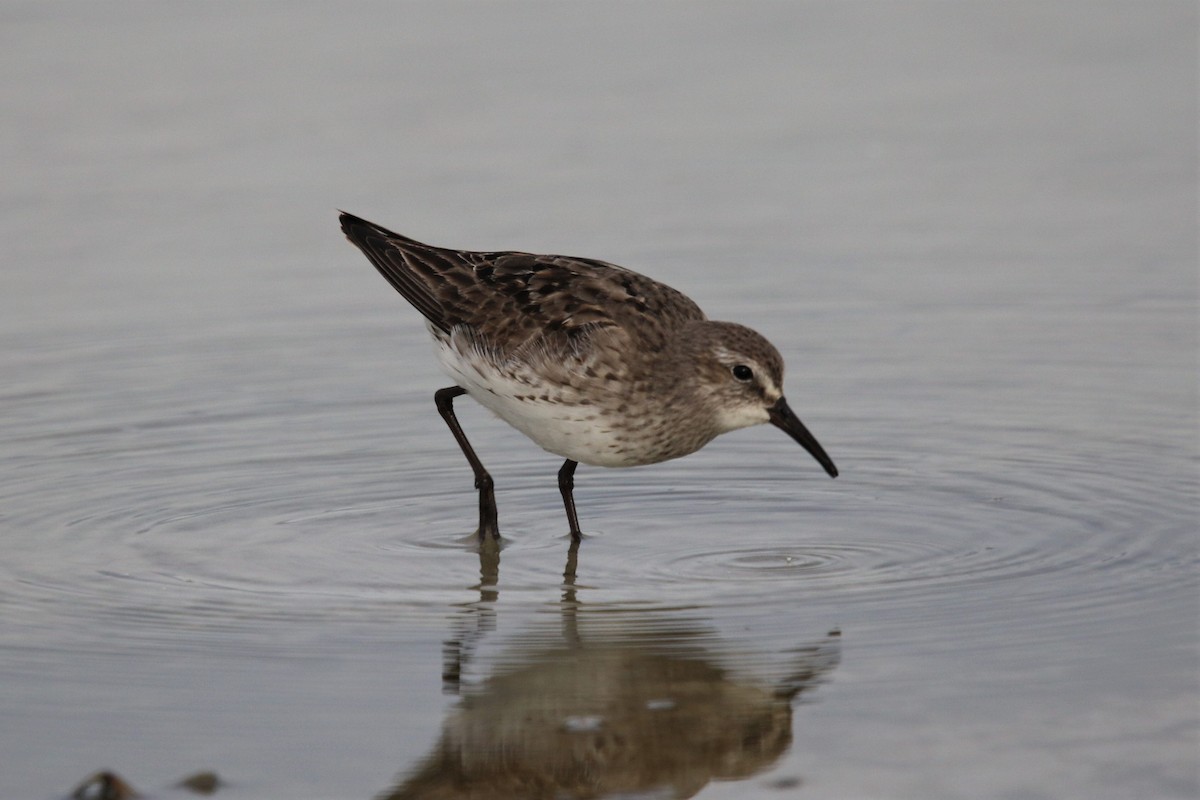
(2, 2, 1196, 798)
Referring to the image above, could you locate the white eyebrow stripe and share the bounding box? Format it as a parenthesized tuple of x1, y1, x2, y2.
(712, 347, 782, 397)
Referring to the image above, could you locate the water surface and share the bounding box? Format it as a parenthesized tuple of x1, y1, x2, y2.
(2, 2, 1196, 798)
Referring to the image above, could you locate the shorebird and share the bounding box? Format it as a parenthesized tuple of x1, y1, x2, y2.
(340, 212, 837, 540)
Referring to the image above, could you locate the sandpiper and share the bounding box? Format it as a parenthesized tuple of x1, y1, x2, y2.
(340, 212, 837, 540)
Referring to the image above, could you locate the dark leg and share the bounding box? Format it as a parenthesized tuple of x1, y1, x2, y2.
(557, 459, 582, 540)
(434, 386, 499, 540)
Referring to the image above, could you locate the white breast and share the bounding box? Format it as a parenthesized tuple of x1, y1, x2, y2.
(429, 328, 634, 467)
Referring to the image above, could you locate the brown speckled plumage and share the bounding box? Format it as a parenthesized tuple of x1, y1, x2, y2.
(339, 212, 836, 540)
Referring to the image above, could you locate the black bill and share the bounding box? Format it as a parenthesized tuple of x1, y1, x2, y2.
(768, 397, 838, 478)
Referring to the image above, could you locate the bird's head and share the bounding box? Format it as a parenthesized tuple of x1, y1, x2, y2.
(682, 321, 838, 478)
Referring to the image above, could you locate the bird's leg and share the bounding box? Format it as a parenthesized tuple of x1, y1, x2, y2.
(434, 386, 499, 540)
(557, 459, 583, 541)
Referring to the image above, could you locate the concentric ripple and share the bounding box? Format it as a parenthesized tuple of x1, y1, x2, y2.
(1, 334, 1195, 669)
(558, 432, 1197, 656)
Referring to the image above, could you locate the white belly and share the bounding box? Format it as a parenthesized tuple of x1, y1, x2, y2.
(430, 330, 634, 467)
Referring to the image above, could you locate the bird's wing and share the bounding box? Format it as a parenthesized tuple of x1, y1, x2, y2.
(340, 212, 457, 331)
(340, 213, 706, 355)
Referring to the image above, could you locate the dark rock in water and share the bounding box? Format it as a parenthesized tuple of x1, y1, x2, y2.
(70, 771, 139, 800)
(69, 769, 221, 799)
(176, 772, 221, 795)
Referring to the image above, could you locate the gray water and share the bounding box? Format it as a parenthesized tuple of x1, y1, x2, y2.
(2, 2, 1196, 798)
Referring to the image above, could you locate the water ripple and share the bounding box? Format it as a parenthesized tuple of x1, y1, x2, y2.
(0, 374, 1194, 666)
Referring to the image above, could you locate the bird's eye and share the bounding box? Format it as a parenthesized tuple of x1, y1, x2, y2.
(732, 364, 754, 382)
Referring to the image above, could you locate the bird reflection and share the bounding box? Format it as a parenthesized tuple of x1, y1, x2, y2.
(380, 542, 840, 800)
